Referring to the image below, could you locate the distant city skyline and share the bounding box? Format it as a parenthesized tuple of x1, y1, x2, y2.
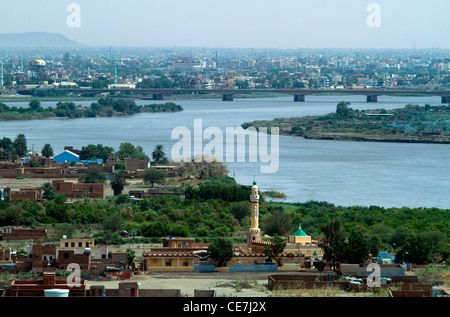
(1, 0, 449, 49)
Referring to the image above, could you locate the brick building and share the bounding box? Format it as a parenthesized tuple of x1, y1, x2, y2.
(6, 272, 86, 297)
(1, 187, 42, 202)
(58, 249, 91, 270)
(30, 244, 57, 272)
(0, 227, 47, 242)
(52, 179, 105, 199)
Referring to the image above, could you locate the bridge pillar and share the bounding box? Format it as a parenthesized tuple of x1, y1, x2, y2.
(366, 95, 378, 103)
(153, 94, 164, 100)
(294, 95, 305, 102)
(442, 96, 450, 104)
(222, 94, 234, 101)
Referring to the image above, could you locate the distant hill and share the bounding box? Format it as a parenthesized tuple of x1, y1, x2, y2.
(0, 32, 80, 47)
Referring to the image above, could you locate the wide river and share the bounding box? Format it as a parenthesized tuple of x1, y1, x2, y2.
(1, 94, 449, 209)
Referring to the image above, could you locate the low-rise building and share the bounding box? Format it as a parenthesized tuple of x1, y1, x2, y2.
(0, 227, 47, 242)
(59, 238, 108, 260)
(5, 272, 86, 297)
(143, 237, 211, 271)
(52, 179, 105, 199)
(53, 149, 80, 164)
(1, 187, 42, 202)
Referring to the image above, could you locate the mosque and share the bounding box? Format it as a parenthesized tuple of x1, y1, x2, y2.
(246, 181, 324, 259)
(142, 181, 323, 271)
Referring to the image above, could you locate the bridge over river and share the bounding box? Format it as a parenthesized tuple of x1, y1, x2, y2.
(14, 88, 450, 103)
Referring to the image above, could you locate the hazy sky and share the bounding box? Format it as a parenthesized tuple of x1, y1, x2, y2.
(1, 0, 449, 49)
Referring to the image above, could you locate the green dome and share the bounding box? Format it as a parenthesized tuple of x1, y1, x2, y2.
(292, 224, 309, 237)
(292, 228, 308, 237)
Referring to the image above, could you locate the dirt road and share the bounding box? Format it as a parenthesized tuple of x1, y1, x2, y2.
(85, 271, 275, 297)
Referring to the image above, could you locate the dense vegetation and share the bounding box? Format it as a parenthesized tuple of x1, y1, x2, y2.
(0, 178, 448, 264)
(267, 201, 449, 264)
(0, 98, 183, 121)
(242, 103, 450, 143)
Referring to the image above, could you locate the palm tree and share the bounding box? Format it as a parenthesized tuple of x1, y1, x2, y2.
(110, 172, 127, 196)
(41, 182, 56, 200)
(151, 144, 166, 164)
(13, 134, 27, 157)
(41, 144, 54, 158)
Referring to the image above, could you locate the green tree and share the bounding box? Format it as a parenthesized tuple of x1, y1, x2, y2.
(102, 213, 125, 232)
(229, 201, 250, 224)
(29, 100, 42, 111)
(41, 182, 56, 200)
(261, 207, 293, 236)
(126, 248, 135, 267)
(336, 101, 351, 118)
(207, 238, 234, 267)
(346, 231, 370, 264)
(91, 79, 111, 89)
(235, 80, 249, 89)
(319, 218, 347, 271)
(398, 232, 446, 264)
(53, 223, 76, 240)
(41, 144, 54, 158)
(140, 220, 171, 237)
(151, 144, 167, 164)
(115, 142, 147, 160)
(13, 134, 27, 157)
(80, 144, 114, 162)
(114, 162, 126, 171)
(44, 195, 68, 223)
(263, 235, 287, 266)
(390, 227, 410, 250)
(0, 137, 14, 155)
(110, 172, 127, 196)
(78, 166, 106, 184)
(368, 235, 382, 257)
(142, 167, 166, 187)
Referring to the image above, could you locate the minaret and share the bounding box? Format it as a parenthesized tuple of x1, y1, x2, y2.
(247, 181, 261, 248)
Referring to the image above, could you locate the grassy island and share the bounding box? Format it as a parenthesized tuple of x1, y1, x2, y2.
(242, 102, 450, 144)
(0, 98, 183, 121)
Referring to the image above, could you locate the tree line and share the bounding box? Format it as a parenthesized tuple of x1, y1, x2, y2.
(0, 98, 183, 121)
(1, 181, 448, 265)
(260, 201, 449, 265)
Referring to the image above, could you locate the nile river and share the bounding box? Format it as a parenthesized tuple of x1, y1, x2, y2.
(1, 94, 449, 208)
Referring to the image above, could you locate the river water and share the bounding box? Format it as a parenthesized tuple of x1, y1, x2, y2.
(1, 95, 449, 208)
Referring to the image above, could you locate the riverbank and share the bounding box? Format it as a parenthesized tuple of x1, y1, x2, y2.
(0, 99, 183, 121)
(242, 103, 450, 144)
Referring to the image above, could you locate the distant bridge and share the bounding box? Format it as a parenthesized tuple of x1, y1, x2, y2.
(15, 88, 450, 103)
